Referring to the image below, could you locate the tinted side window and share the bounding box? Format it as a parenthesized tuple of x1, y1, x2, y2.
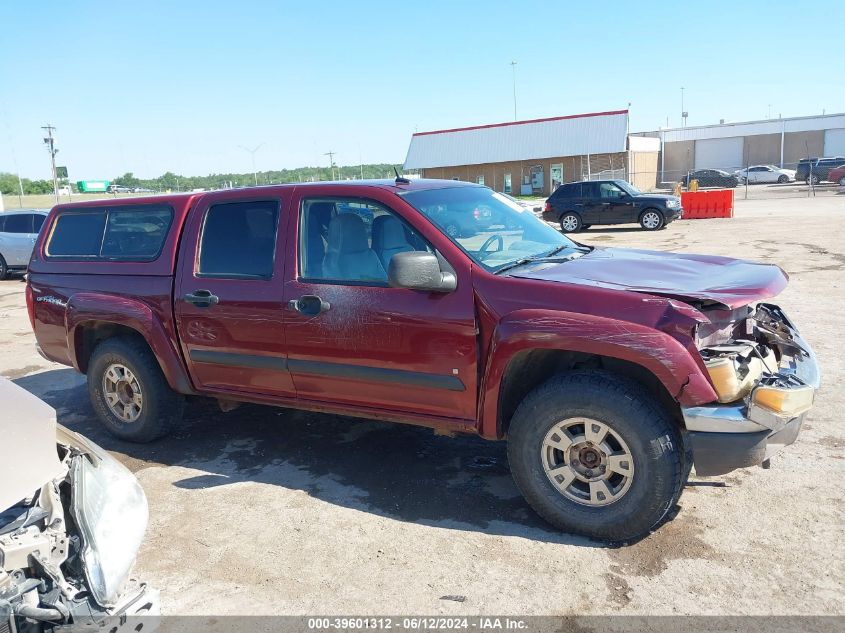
(47, 212, 108, 257)
(198, 200, 279, 279)
(32, 214, 46, 233)
(4, 214, 32, 233)
(47, 205, 173, 260)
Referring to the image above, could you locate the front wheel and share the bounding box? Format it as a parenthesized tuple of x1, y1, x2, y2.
(777, 175, 789, 184)
(639, 209, 664, 231)
(559, 213, 582, 233)
(88, 337, 184, 442)
(808, 174, 820, 185)
(839, 177, 845, 187)
(507, 372, 686, 541)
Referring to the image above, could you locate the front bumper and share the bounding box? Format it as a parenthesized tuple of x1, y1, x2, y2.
(681, 306, 820, 476)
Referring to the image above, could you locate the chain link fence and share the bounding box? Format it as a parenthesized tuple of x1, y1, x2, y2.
(624, 158, 845, 200)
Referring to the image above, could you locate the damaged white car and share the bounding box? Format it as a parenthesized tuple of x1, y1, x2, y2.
(0, 378, 159, 631)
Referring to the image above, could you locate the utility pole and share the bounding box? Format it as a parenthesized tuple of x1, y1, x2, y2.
(42, 124, 59, 204)
(238, 144, 264, 186)
(324, 151, 336, 180)
(510, 61, 518, 121)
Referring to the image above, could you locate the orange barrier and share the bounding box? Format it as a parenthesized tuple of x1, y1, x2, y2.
(680, 189, 734, 219)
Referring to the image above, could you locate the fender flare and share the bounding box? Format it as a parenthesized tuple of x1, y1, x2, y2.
(65, 292, 194, 394)
(477, 309, 717, 439)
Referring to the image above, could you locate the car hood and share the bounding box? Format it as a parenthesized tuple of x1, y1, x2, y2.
(511, 246, 788, 309)
(633, 193, 678, 202)
(0, 378, 65, 513)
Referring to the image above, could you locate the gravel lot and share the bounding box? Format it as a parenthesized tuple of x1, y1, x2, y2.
(2, 193, 843, 616)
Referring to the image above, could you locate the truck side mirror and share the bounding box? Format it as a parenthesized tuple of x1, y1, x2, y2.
(388, 251, 457, 293)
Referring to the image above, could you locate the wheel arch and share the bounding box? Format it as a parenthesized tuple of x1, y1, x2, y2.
(478, 309, 717, 439)
(66, 293, 194, 394)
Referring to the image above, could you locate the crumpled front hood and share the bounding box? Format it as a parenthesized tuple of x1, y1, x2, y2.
(511, 246, 788, 309)
(0, 378, 65, 513)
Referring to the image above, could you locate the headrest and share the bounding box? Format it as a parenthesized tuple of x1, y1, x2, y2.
(372, 215, 409, 250)
(326, 213, 369, 254)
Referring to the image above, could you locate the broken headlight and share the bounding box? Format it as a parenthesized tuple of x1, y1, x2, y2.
(752, 374, 814, 417)
(70, 445, 148, 607)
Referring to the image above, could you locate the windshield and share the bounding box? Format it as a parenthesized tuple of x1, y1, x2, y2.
(615, 180, 641, 196)
(400, 186, 578, 272)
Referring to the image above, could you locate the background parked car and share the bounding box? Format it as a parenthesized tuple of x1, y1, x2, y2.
(827, 165, 845, 186)
(735, 165, 796, 184)
(682, 169, 739, 188)
(108, 184, 133, 193)
(796, 157, 845, 184)
(0, 209, 48, 279)
(543, 179, 682, 232)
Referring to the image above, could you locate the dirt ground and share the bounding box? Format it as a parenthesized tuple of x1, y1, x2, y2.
(1, 193, 843, 616)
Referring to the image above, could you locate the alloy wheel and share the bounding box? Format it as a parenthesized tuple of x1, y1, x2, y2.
(641, 211, 661, 230)
(541, 417, 635, 507)
(561, 215, 579, 232)
(102, 363, 143, 423)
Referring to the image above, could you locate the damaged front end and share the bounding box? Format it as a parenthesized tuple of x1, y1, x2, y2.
(0, 379, 159, 632)
(683, 304, 820, 476)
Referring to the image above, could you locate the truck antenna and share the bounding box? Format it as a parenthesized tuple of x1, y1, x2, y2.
(394, 166, 410, 185)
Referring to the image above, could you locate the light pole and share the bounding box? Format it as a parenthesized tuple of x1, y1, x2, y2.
(680, 87, 687, 128)
(238, 143, 265, 186)
(42, 124, 59, 204)
(510, 61, 518, 121)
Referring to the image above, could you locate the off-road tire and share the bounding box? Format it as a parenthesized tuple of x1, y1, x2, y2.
(88, 337, 184, 442)
(507, 371, 686, 541)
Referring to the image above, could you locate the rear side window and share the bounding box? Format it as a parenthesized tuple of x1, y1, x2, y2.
(2, 214, 34, 233)
(198, 200, 279, 279)
(46, 205, 172, 260)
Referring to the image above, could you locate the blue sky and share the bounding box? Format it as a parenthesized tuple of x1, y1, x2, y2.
(1, 0, 841, 180)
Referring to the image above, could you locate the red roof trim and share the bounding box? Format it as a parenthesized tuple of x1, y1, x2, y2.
(412, 109, 629, 137)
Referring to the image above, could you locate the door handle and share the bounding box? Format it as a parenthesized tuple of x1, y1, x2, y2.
(288, 295, 331, 316)
(184, 289, 219, 307)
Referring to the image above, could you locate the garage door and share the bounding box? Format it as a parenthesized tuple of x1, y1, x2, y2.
(695, 137, 743, 171)
(824, 129, 845, 157)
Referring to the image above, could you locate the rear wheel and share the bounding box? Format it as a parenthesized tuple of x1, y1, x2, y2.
(777, 175, 789, 184)
(87, 337, 184, 442)
(808, 174, 820, 185)
(507, 372, 685, 541)
(0, 255, 7, 281)
(559, 213, 582, 233)
(639, 209, 664, 231)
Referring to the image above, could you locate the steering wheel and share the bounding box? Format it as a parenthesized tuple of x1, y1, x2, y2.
(479, 234, 504, 259)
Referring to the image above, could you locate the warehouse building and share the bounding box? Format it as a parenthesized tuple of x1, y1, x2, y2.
(634, 112, 845, 185)
(403, 109, 661, 196)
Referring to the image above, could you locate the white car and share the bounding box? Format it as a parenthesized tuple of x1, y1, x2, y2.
(735, 165, 796, 184)
(0, 210, 49, 279)
(1, 377, 160, 630)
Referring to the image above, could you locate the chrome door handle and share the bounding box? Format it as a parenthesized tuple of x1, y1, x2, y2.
(288, 295, 331, 316)
(184, 290, 219, 307)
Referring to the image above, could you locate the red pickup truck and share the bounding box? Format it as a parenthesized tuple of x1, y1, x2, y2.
(26, 179, 819, 541)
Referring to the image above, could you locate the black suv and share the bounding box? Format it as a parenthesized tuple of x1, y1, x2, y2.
(543, 180, 682, 232)
(796, 157, 845, 184)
